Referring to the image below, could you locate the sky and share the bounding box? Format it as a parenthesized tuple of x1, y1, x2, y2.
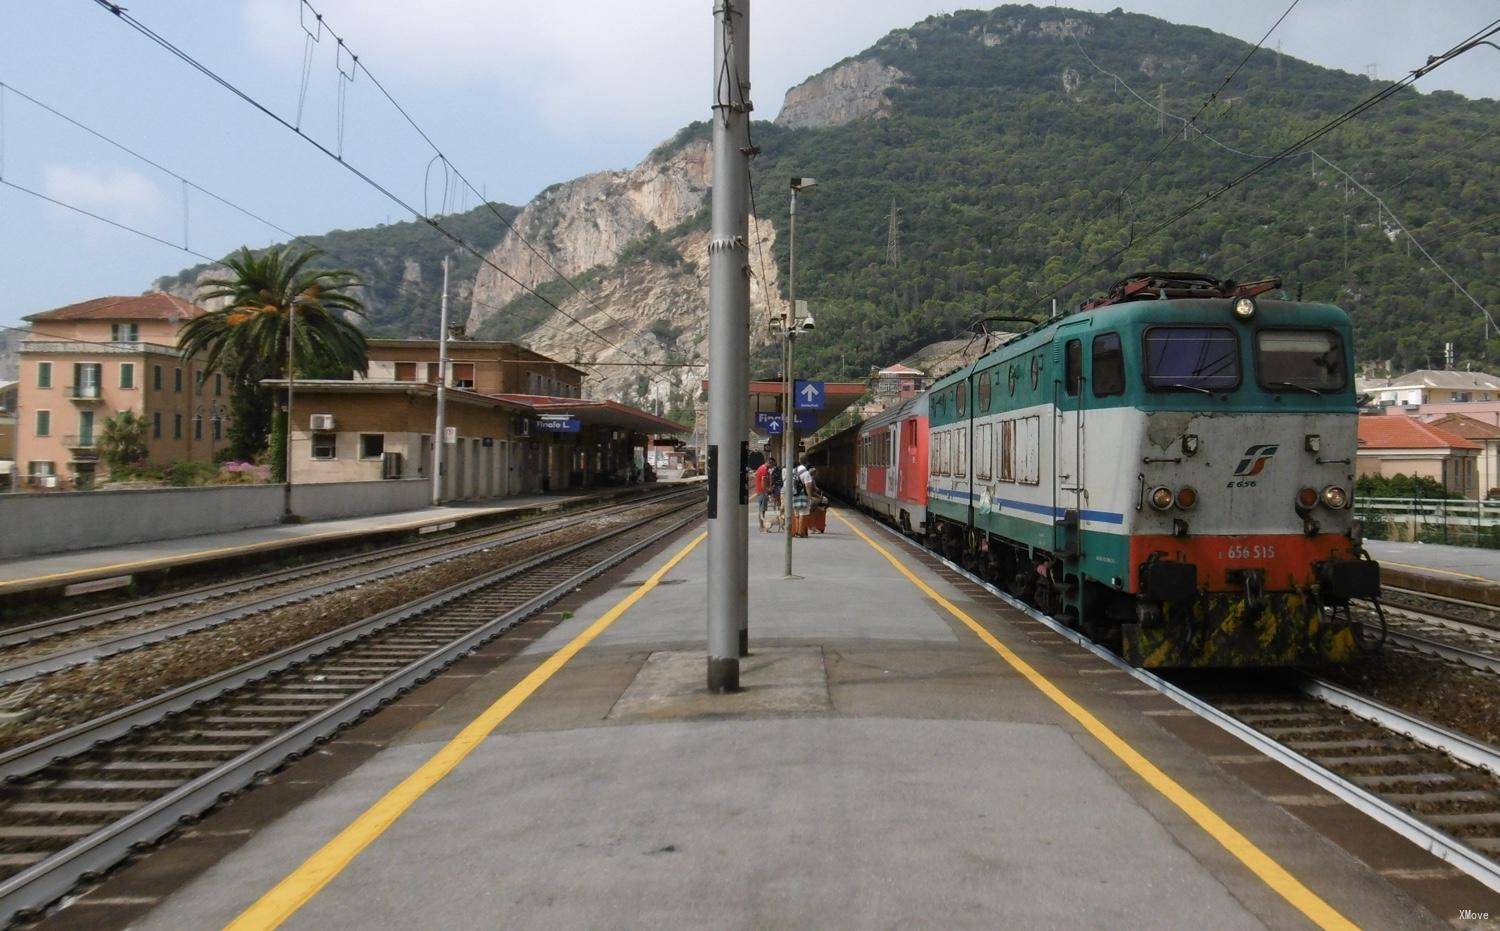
(1, 1, 1496, 332)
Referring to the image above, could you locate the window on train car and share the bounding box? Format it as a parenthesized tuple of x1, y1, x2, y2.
(955, 385, 966, 416)
(1256, 329, 1345, 392)
(1065, 340, 1083, 396)
(978, 370, 992, 410)
(1000, 420, 1015, 482)
(1143, 326, 1240, 392)
(1008, 365, 1018, 396)
(1091, 333, 1125, 397)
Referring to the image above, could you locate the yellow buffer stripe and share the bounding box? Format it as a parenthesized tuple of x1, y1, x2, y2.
(224, 529, 707, 931)
(832, 511, 1358, 931)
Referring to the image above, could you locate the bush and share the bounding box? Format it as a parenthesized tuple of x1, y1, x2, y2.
(1355, 473, 1459, 500)
(167, 461, 219, 487)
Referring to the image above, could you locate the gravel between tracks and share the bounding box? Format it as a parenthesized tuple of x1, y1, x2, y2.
(1319, 650, 1500, 747)
(0, 504, 678, 753)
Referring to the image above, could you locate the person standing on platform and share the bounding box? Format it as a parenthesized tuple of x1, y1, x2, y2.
(791, 456, 815, 536)
(754, 456, 777, 531)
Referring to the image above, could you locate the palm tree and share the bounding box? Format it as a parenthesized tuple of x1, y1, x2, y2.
(179, 246, 367, 477)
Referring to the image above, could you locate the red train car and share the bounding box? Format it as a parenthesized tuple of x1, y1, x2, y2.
(856, 394, 928, 534)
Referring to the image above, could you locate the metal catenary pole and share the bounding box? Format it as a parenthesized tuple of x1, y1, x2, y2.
(433, 255, 450, 504)
(283, 300, 296, 519)
(706, 0, 751, 693)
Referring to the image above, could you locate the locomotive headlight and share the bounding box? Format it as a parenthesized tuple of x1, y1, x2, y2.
(1296, 487, 1319, 510)
(1232, 296, 1256, 320)
(1175, 486, 1198, 509)
(1321, 485, 1349, 509)
(1149, 486, 1174, 510)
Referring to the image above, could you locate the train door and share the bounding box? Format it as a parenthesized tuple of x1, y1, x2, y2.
(1056, 337, 1085, 507)
(886, 423, 899, 500)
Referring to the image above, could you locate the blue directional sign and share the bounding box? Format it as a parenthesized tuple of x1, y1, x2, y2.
(765, 418, 783, 435)
(794, 379, 825, 411)
(534, 415, 581, 433)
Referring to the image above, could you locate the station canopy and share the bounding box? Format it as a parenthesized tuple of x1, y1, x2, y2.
(492, 395, 689, 435)
(702, 379, 866, 437)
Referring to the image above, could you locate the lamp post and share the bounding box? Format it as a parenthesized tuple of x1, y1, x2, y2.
(783, 176, 816, 579)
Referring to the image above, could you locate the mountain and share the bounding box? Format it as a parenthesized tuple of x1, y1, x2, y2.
(159, 4, 1500, 409)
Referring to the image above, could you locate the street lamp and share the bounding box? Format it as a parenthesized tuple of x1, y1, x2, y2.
(783, 176, 817, 579)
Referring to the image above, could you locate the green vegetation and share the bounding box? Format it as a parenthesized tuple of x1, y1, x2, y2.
(98, 410, 149, 473)
(1355, 473, 1461, 499)
(740, 6, 1500, 381)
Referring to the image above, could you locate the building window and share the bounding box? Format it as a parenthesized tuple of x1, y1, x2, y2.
(311, 433, 337, 460)
(36, 361, 52, 389)
(451, 363, 475, 389)
(212, 417, 222, 441)
(28, 461, 55, 479)
(153, 412, 162, 438)
(194, 415, 203, 440)
(359, 433, 385, 459)
(395, 362, 417, 382)
(153, 365, 163, 390)
(214, 373, 223, 396)
(120, 363, 136, 390)
(426, 363, 441, 384)
(174, 368, 183, 393)
(111, 323, 139, 342)
(195, 370, 206, 389)
(173, 413, 182, 439)
(73, 363, 102, 399)
(35, 410, 50, 437)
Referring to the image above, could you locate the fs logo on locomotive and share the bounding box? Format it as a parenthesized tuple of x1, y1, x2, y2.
(1228, 444, 1278, 487)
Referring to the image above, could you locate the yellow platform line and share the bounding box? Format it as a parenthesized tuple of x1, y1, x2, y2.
(224, 528, 707, 931)
(1381, 559, 1498, 585)
(833, 511, 1357, 931)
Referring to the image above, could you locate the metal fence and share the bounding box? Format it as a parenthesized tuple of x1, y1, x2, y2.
(1355, 496, 1500, 548)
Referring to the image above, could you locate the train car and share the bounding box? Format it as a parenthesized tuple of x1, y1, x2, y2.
(855, 394, 929, 534)
(926, 272, 1379, 668)
(806, 422, 859, 501)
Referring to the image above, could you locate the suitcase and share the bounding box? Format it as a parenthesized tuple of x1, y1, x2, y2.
(808, 504, 828, 534)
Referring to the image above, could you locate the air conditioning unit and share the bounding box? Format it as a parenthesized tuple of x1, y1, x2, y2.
(309, 413, 336, 430)
(382, 451, 404, 479)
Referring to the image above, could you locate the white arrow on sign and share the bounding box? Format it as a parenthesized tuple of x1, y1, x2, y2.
(800, 383, 820, 403)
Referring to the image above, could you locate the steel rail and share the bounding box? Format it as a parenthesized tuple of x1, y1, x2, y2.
(1383, 627, 1500, 675)
(0, 488, 700, 687)
(0, 501, 704, 924)
(1302, 677, 1500, 776)
(0, 484, 688, 649)
(860, 513, 1500, 894)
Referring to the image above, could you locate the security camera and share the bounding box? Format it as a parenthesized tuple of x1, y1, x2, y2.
(800, 315, 816, 331)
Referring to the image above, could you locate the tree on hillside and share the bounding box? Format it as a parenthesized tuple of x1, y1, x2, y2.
(180, 246, 367, 478)
(98, 410, 149, 475)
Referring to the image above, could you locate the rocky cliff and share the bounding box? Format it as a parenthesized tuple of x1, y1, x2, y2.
(774, 58, 905, 129)
(467, 139, 713, 332)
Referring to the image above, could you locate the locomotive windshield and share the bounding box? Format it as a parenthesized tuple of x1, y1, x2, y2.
(1256, 329, 1346, 392)
(1142, 326, 1239, 392)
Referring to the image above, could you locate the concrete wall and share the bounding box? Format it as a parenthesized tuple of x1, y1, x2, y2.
(289, 478, 430, 522)
(0, 477, 434, 559)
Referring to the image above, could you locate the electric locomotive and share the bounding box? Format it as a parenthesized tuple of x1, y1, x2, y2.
(923, 272, 1379, 668)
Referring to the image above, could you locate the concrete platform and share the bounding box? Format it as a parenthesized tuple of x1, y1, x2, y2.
(1366, 539, 1500, 606)
(64, 510, 1493, 929)
(0, 484, 673, 598)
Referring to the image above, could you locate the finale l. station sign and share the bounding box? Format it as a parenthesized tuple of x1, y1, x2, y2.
(535, 414, 581, 433)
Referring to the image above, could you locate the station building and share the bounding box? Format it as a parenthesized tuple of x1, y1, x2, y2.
(13, 294, 231, 489)
(270, 340, 687, 501)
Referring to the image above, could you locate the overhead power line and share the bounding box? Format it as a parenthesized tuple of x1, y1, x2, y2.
(89, 0, 649, 368)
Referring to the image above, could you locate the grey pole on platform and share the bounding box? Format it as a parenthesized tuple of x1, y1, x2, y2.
(783, 177, 815, 578)
(706, 0, 752, 693)
(432, 255, 450, 505)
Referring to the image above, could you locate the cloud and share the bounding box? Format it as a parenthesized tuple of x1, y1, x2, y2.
(42, 165, 164, 219)
(237, 0, 956, 139)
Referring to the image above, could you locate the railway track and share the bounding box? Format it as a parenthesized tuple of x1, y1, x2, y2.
(860, 514, 1500, 894)
(0, 486, 698, 688)
(0, 493, 703, 923)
